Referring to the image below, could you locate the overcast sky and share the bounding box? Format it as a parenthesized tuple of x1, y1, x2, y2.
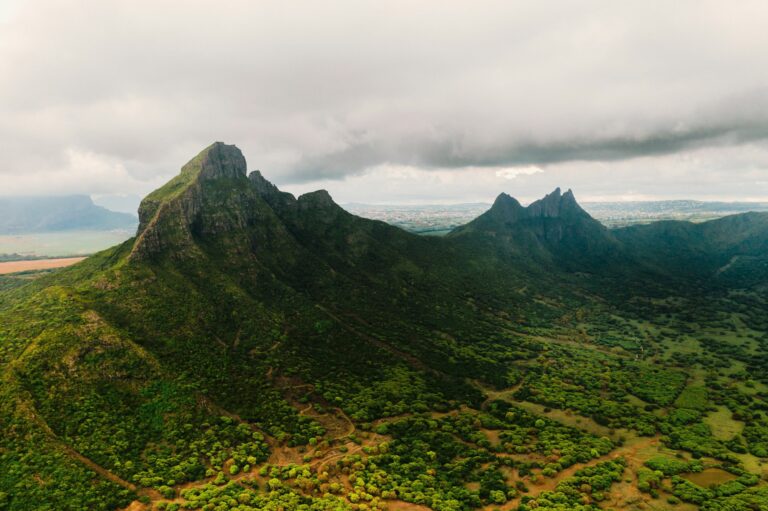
(2, 0, 768, 210)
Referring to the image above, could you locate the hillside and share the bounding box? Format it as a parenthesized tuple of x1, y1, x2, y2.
(1, 143, 767, 511)
(0, 195, 137, 234)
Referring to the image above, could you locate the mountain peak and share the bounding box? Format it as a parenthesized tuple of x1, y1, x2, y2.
(526, 187, 584, 219)
(132, 142, 254, 260)
(452, 187, 594, 235)
(182, 142, 247, 181)
(250, 170, 297, 208)
(562, 188, 578, 206)
(298, 189, 337, 209)
(249, 170, 280, 196)
(492, 192, 522, 207)
(484, 188, 584, 224)
(487, 192, 525, 222)
(450, 186, 616, 267)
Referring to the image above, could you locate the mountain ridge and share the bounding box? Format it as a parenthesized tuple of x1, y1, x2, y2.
(132, 142, 768, 281)
(0, 195, 137, 234)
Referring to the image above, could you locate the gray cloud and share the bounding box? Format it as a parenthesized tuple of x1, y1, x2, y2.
(287, 112, 768, 181)
(1, 0, 768, 201)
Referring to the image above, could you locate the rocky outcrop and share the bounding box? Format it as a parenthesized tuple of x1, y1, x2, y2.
(526, 187, 585, 219)
(297, 190, 336, 210)
(131, 143, 255, 260)
(449, 186, 620, 268)
(486, 193, 525, 224)
(249, 170, 297, 209)
(459, 187, 589, 233)
(249, 170, 280, 197)
(192, 142, 247, 181)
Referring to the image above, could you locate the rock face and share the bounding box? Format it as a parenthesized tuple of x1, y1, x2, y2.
(191, 142, 248, 181)
(130, 142, 352, 262)
(249, 170, 280, 197)
(526, 188, 584, 219)
(132, 142, 257, 260)
(459, 187, 590, 231)
(249, 170, 297, 208)
(486, 193, 525, 224)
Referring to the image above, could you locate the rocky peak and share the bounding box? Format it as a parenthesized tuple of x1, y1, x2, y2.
(483, 188, 586, 224)
(492, 193, 523, 209)
(249, 170, 297, 209)
(526, 187, 561, 217)
(131, 142, 254, 260)
(526, 187, 585, 219)
(182, 142, 247, 181)
(297, 190, 336, 209)
(249, 170, 280, 196)
(488, 193, 525, 222)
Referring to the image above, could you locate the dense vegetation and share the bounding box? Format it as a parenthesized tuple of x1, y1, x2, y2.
(1, 143, 767, 510)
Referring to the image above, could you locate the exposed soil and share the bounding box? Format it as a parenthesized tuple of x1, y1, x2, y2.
(0, 256, 85, 274)
(386, 501, 434, 510)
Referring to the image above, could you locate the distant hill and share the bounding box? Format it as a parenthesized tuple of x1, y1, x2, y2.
(584, 199, 768, 227)
(0, 195, 137, 234)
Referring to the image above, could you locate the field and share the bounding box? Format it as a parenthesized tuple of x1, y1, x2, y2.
(0, 256, 86, 274)
(0, 229, 133, 258)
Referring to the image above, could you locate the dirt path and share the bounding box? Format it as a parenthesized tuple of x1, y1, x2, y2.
(475, 380, 664, 510)
(479, 381, 525, 408)
(312, 443, 365, 473)
(486, 435, 660, 511)
(0, 256, 85, 274)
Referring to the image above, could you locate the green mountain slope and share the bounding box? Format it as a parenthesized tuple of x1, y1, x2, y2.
(614, 212, 768, 284)
(1, 143, 767, 511)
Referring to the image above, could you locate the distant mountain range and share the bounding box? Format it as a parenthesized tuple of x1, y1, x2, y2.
(0, 195, 137, 234)
(346, 199, 768, 233)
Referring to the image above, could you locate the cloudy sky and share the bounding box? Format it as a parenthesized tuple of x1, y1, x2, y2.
(2, 0, 768, 210)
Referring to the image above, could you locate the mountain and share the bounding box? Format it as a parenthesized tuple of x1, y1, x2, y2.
(2, 143, 768, 511)
(614, 211, 768, 284)
(449, 188, 623, 271)
(0, 195, 137, 234)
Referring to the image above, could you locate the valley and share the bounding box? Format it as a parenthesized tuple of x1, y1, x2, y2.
(1, 143, 767, 511)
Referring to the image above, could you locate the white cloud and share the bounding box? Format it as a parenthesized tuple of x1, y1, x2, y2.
(495, 166, 544, 180)
(1, 148, 164, 196)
